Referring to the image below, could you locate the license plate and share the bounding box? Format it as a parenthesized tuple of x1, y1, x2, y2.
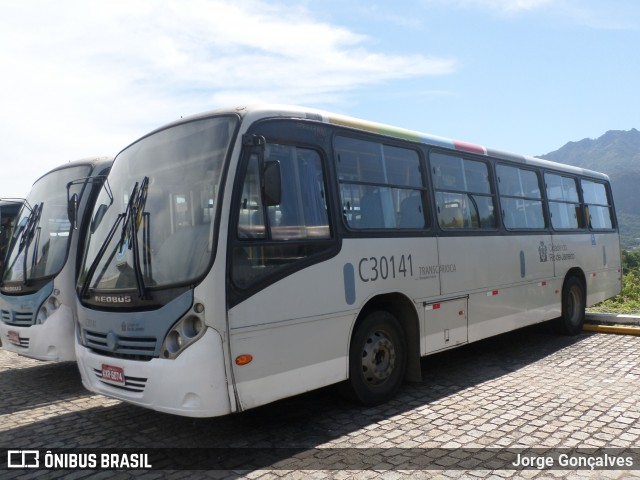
(101, 364, 125, 386)
(7, 330, 20, 346)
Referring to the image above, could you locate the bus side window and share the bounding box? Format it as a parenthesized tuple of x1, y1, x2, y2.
(335, 136, 427, 230)
(545, 173, 584, 230)
(267, 147, 330, 240)
(582, 179, 614, 230)
(237, 154, 266, 239)
(497, 164, 545, 230)
(432, 152, 496, 230)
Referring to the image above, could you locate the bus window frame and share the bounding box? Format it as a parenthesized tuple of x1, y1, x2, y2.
(580, 178, 617, 232)
(543, 170, 587, 233)
(495, 162, 548, 232)
(227, 127, 340, 307)
(428, 148, 500, 235)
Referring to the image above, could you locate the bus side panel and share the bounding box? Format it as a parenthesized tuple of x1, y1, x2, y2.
(228, 237, 439, 411)
(228, 257, 353, 411)
(551, 232, 622, 306)
(438, 235, 556, 343)
(586, 233, 622, 305)
(229, 314, 351, 411)
(520, 234, 561, 324)
(551, 233, 591, 280)
(595, 233, 622, 302)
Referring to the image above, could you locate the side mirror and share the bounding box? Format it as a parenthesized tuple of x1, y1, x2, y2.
(263, 160, 282, 207)
(90, 204, 109, 234)
(67, 193, 79, 230)
(17, 216, 28, 230)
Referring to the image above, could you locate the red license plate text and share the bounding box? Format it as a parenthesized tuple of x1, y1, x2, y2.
(101, 364, 125, 386)
(7, 330, 20, 346)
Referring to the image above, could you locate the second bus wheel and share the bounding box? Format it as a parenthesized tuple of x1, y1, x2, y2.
(345, 310, 407, 406)
(557, 276, 586, 336)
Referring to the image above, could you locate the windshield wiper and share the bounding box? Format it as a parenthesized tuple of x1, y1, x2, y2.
(80, 177, 150, 300)
(17, 202, 43, 285)
(120, 176, 149, 299)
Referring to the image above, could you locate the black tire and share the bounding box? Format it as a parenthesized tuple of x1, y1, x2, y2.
(557, 276, 586, 336)
(343, 310, 407, 406)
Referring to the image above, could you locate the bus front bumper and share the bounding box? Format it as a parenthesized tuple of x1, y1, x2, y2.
(75, 327, 232, 418)
(0, 304, 75, 362)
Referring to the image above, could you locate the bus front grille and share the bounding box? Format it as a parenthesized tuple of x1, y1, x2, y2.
(84, 329, 157, 361)
(6, 335, 29, 349)
(1, 309, 34, 327)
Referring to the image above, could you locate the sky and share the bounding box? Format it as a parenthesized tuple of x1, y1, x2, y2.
(0, 0, 638, 197)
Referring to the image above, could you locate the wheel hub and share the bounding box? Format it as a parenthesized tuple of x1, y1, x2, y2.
(361, 331, 396, 385)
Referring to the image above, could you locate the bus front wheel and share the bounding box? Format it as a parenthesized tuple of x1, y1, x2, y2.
(344, 310, 407, 406)
(557, 276, 586, 336)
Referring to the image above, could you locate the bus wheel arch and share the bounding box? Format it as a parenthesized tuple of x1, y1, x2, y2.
(342, 293, 420, 406)
(558, 269, 587, 336)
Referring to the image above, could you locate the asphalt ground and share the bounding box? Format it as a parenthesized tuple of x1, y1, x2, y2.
(1, 324, 639, 479)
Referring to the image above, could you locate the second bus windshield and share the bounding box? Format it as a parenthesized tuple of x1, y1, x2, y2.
(3, 165, 92, 284)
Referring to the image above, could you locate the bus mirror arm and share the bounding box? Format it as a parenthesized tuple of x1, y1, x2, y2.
(65, 175, 114, 230)
(263, 160, 282, 207)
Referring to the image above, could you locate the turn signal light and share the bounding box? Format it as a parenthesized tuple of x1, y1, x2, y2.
(235, 354, 253, 366)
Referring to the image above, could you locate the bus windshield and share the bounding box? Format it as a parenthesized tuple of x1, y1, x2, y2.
(3, 165, 92, 283)
(79, 115, 237, 294)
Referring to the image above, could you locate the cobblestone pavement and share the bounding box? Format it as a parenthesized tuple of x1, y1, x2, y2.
(1, 327, 639, 479)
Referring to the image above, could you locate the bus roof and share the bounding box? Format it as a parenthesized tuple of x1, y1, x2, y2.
(31, 156, 113, 186)
(154, 105, 611, 181)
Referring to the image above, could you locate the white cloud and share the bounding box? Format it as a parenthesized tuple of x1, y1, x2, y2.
(0, 0, 456, 196)
(420, 0, 639, 27)
(422, 0, 555, 14)
(475, 0, 554, 12)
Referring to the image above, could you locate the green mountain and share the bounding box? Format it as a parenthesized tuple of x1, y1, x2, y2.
(541, 128, 640, 174)
(539, 128, 640, 248)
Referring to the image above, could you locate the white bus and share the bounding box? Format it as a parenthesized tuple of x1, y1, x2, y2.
(74, 106, 621, 417)
(0, 158, 112, 361)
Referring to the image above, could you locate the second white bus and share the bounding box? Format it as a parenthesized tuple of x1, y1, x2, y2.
(74, 106, 620, 416)
(0, 158, 112, 361)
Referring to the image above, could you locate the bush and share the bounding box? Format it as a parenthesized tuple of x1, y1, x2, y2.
(589, 271, 640, 314)
(587, 250, 640, 314)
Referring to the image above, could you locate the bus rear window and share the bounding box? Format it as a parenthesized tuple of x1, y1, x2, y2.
(582, 179, 614, 230)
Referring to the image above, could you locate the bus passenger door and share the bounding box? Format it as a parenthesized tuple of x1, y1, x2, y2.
(228, 139, 342, 411)
(422, 297, 468, 354)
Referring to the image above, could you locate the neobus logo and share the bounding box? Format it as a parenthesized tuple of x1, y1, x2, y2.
(93, 295, 132, 304)
(3, 285, 23, 293)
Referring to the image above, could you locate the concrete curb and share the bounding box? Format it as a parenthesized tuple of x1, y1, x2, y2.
(585, 312, 640, 325)
(584, 312, 640, 335)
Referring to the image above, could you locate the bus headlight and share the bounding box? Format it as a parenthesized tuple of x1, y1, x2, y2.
(36, 306, 48, 325)
(47, 296, 60, 311)
(35, 294, 61, 325)
(161, 314, 205, 359)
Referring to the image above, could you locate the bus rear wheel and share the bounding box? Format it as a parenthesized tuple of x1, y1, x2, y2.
(557, 276, 586, 336)
(344, 310, 407, 406)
